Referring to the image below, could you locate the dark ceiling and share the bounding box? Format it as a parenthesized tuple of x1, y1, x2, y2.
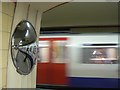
(41, 2, 118, 28)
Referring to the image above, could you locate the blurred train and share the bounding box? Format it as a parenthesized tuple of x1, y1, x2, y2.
(36, 33, 119, 88)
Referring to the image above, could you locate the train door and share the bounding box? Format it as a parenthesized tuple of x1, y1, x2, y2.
(37, 37, 68, 85)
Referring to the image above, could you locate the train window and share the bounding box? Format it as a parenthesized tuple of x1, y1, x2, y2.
(39, 47, 49, 63)
(38, 41, 49, 63)
(82, 47, 118, 64)
(52, 41, 67, 63)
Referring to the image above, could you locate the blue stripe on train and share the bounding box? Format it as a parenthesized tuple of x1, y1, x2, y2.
(68, 77, 119, 88)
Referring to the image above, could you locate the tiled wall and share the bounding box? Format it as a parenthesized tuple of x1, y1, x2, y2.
(0, 2, 15, 89)
(0, 2, 2, 89)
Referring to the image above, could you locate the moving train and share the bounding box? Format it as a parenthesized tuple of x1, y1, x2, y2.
(36, 33, 119, 88)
